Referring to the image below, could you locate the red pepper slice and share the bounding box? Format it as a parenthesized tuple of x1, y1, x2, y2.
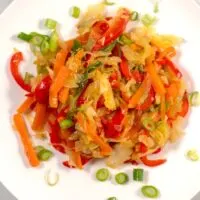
(120, 56, 132, 80)
(125, 159, 138, 165)
(96, 95, 105, 109)
(92, 8, 131, 51)
(140, 155, 166, 167)
(103, 109, 124, 138)
(109, 71, 120, 89)
(153, 148, 161, 154)
(10, 52, 31, 92)
(63, 155, 91, 168)
(179, 92, 189, 117)
(138, 143, 148, 153)
(35, 76, 52, 104)
(132, 70, 144, 83)
(136, 87, 155, 111)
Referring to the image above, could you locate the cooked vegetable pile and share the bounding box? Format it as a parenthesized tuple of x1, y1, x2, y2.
(11, 3, 192, 169)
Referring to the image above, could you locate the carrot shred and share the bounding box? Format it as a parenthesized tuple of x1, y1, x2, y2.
(160, 95, 166, 120)
(72, 151, 83, 169)
(128, 75, 149, 108)
(146, 60, 166, 96)
(54, 49, 68, 75)
(17, 96, 35, 113)
(32, 103, 47, 131)
(58, 87, 69, 104)
(13, 113, 40, 167)
(49, 66, 70, 108)
(166, 81, 180, 100)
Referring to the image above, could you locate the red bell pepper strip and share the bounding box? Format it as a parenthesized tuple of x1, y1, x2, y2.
(102, 109, 124, 138)
(138, 143, 148, 153)
(10, 52, 31, 92)
(179, 92, 189, 117)
(140, 155, 166, 167)
(120, 56, 132, 80)
(63, 155, 91, 168)
(35, 76, 52, 104)
(92, 8, 131, 51)
(125, 159, 138, 165)
(96, 95, 105, 109)
(132, 70, 144, 83)
(153, 148, 161, 154)
(136, 87, 155, 111)
(109, 71, 120, 89)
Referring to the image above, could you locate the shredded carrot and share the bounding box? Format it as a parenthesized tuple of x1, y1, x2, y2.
(17, 96, 35, 113)
(160, 95, 166, 120)
(166, 81, 180, 100)
(49, 66, 70, 108)
(58, 87, 69, 104)
(146, 59, 166, 96)
(72, 151, 83, 169)
(128, 75, 149, 108)
(54, 49, 68, 75)
(13, 113, 40, 167)
(32, 103, 47, 131)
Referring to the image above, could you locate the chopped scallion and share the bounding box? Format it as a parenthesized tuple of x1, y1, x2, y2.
(96, 168, 110, 182)
(17, 32, 32, 42)
(186, 149, 199, 161)
(131, 11, 139, 21)
(103, 41, 117, 52)
(154, 2, 159, 13)
(107, 197, 117, 200)
(141, 185, 159, 198)
(45, 18, 57, 29)
(118, 35, 133, 45)
(115, 172, 129, 184)
(24, 72, 34, 84)
(35, 145, 45, 153)
(37, 65, 48, 75)
(40, 40, 50, 55)
(38, 149, 53, 161)
(49, 31, 59, 52)
(59, 119, 74, 129)
(141, 14, 157, 27)
(70, 6, 81, 19)
(189, 91, 200, 106)
(30, 35, 44, 46)
(72, 40, 82, 53)
(104, 0, 115, 6)
(142, 118, 156, 131)
(45, 170, 59, 186)
(133, 168, 144, 181)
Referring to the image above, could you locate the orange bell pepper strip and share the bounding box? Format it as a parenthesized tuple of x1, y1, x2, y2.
(17, 96, 35, 113)
(146, 60, 166, 96)
(160, 95, 166, 120)
(13, 113, 40, 167)
(54, 49, 68, 75)
(128, 75, 149, 108)
(58, 87, 69, 104)
(71, 151, 83, 169)
(32, 103, 47, 131)
(166, 81, 180, 100)
(49, 66, 70, 108)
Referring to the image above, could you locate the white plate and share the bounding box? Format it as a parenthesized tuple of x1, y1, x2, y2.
(0, 0, 200, 200)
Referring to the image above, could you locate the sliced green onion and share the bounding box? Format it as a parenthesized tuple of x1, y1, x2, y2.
(30, 32, 50, 41)
(104, 0, 115, 6)
(107, 197, 117, 200)
(141, 185, 159, 198)
(17, 32, 32, 42)
(35, 145, 45, 153)
(186, 149, 199, 161)
(70, 6, 81, 19)
(141, 14, 157, 27)
(40, 40, 50, 55)
(45, 170, 59, 186)
(59, 119, 74, 129)
(87, 61, 102, 73)
(45, 18, 57, 29)
(154, 2, 159, 13)
(189, 91, 200, 106)
(96, 168, 110, 182)
(38, 149, 53, 161)
(118, 35, 133, 45)
(49, 31, 59, 52)
(131, 11, 139, 21)
(37, 65, 48, 75)
(142, 118, 156, 131)
(115, 172, 129, 184)
(133, 168, 144, 181)
(72, 40, 82, 53)
(103, 41, 117, 52)
(30, 35, 44, 46)
(24, 72, 33, 84)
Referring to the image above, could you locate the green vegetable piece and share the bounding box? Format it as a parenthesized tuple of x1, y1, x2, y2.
(49, 31, 59, 52)
(35, 145, 45, 153)
(115, 172, 129, 184)
(186, 149, 199, 161)
(96, 168, 110, 181)
(118, 35, 133, 45)
(133, 168, 144, 181)
(17, 32, 32, 42)
(107, 197, 117, 200)
(104, 0, 115, 5)
(30, 35, 44, 46)
(72, 40, 82, 53)
(59, 119, 74, 129)
(103, 41, 117, 52)
(45, 18, 57, 29)
(141, 14, 157, 27)
(142, 118, 156, 131)
(24, 72, 33, 84)
(38, 149, 53, 161)
(189, 91, 200, 106)
(154, 2, 159, 13)
(40, 40, 50, 55)
(37, 65, 48, 75)
(131, 11, 139, 21)
(141, 185, 159, 198)
(30, 32, 50, 41)
(70, 6, 80, 18)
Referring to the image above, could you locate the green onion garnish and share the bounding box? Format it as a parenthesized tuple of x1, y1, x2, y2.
(49, 31, 59, 52)
(30, 32, 50, 41)
(189, 91, 200, 106)
(133, 168, 144, 182)
(38, 149, 53, 161)
(115, 172, 129, 184)
(103, 41, 117, 52)
(24, 72, 34, 84)
(104, 0, 115, 6)
(59, 119, 74, 129)
(96, 168, 110, 182)
(72, 40, 82, 53)
(17, 32, 32, 42)
(40, 40, 50, 55)
(45, 18, 57, 29)
(107, 197, 117, 200)
(35, 145, 45, 153)
(30, 35, 44, 46)
(37, 65, 48, 75)
(70, 6, 81, 19)
(141, 185, 159, 198)
(142, 118, 156, 131)
(118, 35, 133, 45)
(141, 14, 157, 27)
(154, 2, 159, 13)
(131, 11, 139, 21)
(186, 149, 199, 161)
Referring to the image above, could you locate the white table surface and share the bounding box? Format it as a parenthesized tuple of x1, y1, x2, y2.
(0, 0, 200, 199)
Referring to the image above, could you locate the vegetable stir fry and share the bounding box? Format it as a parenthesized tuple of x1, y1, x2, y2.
(11, 3, 190, 169)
